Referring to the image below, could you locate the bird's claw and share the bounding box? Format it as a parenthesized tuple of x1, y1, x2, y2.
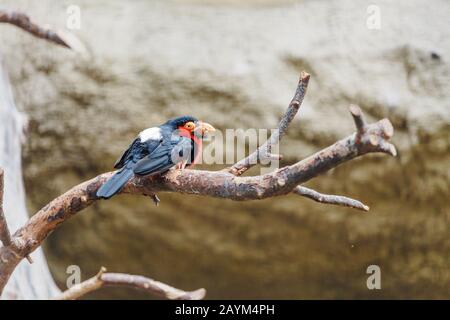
(150, 194, 160, 206)
(176, 160, 188, 171)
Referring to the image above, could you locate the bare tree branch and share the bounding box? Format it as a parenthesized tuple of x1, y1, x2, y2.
(293, 186, 370, 211)
(0, 168, 34, 265)
(224, 79, 374, 212)
(349, 104, 366, 135)
(0, 9, 87, 54)
(0, 168, 12, 247)
(0, 10, 71, 48)
(54, 267, 206, 300)
(349, 104, 396, 157)
(227, 71, 310, 176)
(0, 74, 396, 296)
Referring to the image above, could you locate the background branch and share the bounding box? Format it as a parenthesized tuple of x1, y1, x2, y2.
(54, 267, 206, 300)
(0, 9, 87, 54)
(0, 10, 70, 48)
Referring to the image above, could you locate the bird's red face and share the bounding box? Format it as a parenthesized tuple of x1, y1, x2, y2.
(178, 120, 215, 139)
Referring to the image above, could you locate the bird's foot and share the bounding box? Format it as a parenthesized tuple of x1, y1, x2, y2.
(150, 194, 160, 206)
(176, 160, 188, 171)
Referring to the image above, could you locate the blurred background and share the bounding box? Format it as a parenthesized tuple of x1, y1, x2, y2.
(0, 0, 448, 299)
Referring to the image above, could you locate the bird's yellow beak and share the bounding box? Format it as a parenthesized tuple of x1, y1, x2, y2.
(195, 121, 216, 136)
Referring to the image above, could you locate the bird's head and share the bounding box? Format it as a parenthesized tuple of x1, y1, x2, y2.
(164, 116, 215, 139)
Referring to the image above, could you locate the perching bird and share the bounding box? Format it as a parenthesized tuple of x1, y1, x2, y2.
(96, 116, 215, 199)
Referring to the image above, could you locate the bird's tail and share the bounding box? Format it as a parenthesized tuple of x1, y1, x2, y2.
(96, 167, 134, 199)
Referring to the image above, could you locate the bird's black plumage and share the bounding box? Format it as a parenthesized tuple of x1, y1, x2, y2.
(164, 116, 198, 128)
(96, 116, 199, 199)
(133, 134, 193, 176)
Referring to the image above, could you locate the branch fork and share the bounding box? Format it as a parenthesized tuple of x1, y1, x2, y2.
(349, 104, 396, 157)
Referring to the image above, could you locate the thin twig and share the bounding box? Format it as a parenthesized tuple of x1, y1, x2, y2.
(0, 10, 70, 49)
(349, 104, 366, 134)
(54, 267, 206, 300)
(293, 186, 369, 211)
(227, 72, 310, 176)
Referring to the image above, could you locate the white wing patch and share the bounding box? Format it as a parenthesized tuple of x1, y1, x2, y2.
(139, 127, 162, 142)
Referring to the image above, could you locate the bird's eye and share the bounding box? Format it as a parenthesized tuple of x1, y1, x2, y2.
(184, 122, 195, 131)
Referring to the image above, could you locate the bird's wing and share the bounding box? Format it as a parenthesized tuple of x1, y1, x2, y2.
(113, 137, 140, 169)
(133, 135, 193, 176)
(114, 137, 162, 169)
